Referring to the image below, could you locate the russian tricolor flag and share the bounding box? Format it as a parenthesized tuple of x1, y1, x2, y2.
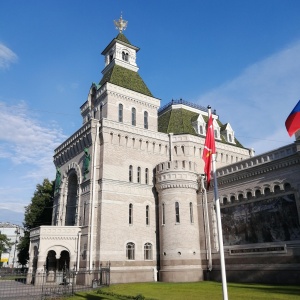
(285, 100, 300, 137)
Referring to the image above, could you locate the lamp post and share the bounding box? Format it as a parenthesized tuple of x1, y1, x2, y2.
(12, 226, 20, 269)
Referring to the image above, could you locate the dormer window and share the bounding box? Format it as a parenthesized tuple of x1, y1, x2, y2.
(122, 51, 129, 62)
(220, 123, 235, 144)
(192, 114, 206, 135)
(213, 119, 221, 140)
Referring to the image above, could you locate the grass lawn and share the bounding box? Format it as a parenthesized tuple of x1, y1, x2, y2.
(64, 281, 300, 300)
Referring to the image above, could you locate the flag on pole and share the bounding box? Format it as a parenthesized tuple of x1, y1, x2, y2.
(202, 114, 216, 189)
(285, 100, 300, 137)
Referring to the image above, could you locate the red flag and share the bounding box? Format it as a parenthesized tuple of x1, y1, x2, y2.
(202, 114, 216, 189)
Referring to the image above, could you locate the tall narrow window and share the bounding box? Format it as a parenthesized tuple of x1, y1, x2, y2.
(129, 165, 133, 182)
(126, 242, 135, 260)
(189, 202, 194, 223)
(137, 167, 141, 183)
(132, 107, 136, 126)
(118, 104, 123, 122)
(162, 203, 165, 225)
(175, 202, 180, 223)
(146, 205, 150, 225)
(144, 111, 148, 129)
(100, 104, 103, 119)
(129, 203, 133, 225)
(145, 168, 149, 184)
(144, 243, 152, 260)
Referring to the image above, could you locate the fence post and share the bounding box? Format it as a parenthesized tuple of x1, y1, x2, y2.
(41, 264, 46, 300)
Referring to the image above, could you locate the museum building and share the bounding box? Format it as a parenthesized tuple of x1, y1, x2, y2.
(27, 17, 300, 285)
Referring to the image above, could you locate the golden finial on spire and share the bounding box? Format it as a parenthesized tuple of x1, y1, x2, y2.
(114, 13, 128, 33)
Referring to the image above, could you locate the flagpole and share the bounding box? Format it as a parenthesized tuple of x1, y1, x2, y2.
(208, 106, 228, 300)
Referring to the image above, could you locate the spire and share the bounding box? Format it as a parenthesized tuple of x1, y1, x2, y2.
(114, 13, 128, 33)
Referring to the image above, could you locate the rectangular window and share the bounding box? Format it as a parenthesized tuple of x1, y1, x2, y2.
(118, 104, 123, 122)
(132, 107, 136, 126)
(189, 202, 194, 223)
(146, 205, 149, 225)
(162, 203, 165, 225)
(175, 202, 180, 223)
(129, 203, 133, 225)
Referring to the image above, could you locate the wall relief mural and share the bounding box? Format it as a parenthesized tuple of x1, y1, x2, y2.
(221, 194, 300, 246)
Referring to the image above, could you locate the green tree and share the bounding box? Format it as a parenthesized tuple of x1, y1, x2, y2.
(17, 179, 54, 266)
(0, 233, 13, 267)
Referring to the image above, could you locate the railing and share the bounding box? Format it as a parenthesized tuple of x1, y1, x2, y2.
(158, 99, 209, 114)
(0, 267, 110, 300)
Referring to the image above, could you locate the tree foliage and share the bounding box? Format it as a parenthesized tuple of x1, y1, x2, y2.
(18, 178, 54, 266)
(0, 233, 13, 267)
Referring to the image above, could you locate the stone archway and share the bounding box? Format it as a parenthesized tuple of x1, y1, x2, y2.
(45, 248, 71, 283)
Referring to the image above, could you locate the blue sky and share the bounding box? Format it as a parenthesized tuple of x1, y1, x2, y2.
(1, 0, 300, 225)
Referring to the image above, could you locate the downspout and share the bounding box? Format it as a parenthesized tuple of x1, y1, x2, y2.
(89, 121, 100, 270)
(200, 175, 212, 271)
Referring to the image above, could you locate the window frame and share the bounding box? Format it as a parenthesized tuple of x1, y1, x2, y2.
(126, 242, 135, 260)
(144, 243, 152, 260)
(131, 107, 136, 126)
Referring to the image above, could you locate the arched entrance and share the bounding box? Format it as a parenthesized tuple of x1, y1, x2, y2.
(45, 249, 70, 283)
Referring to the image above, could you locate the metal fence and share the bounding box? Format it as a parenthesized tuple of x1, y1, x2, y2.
(0, 267, 110, 300)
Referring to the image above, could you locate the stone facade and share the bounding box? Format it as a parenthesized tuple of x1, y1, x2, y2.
(27, 24, 300, 285)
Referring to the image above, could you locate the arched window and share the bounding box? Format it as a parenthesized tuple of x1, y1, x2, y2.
(122, 51, 129, 62)
(284, 183, 291, 191)
(132, 107, 136, 126)
(146, 205, 150, 225)
(189, 202, 194, 223)
(126, 242, 135, 260)
(246, 192, 252, 200)
(129, 203, 133, 225)
(230, 195, 235, 202)
(109, 53, 113, 63)
(162, 203, 165, 225)
(175, 202, 180, 223)
(145, 168, 149, 184)
(144, 111, 148, 129)
(255, 189, 261, 197)
(264, 187, 271, 195)
(238, 194, 243, 201)
(274, 185, 281, 194)
(144, 243, 152, 260)
(118, 103, 123, 122)
(223, 197, 228, 205)
(129, 165, 133, 182)
(137, 167, 141, 183)
(65, 173, 78, 226)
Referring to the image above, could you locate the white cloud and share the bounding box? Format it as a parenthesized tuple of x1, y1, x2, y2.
(0, 101, 67, 218)
(0, 101, 65, 170)
(0, 43, 18, 69)
(198, 40, 300, 154)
